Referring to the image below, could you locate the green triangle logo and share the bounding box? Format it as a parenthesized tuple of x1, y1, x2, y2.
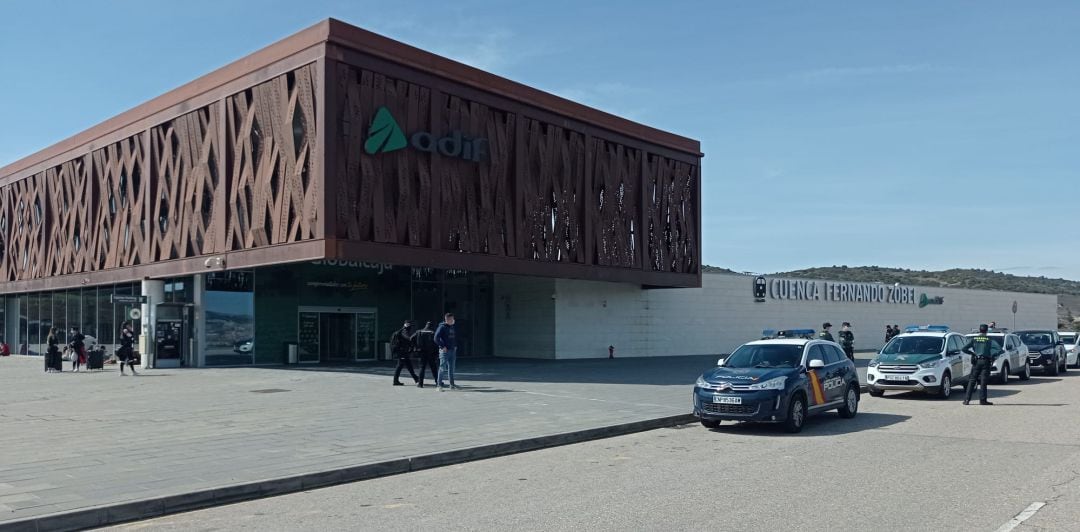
(364, 106, 408, 155)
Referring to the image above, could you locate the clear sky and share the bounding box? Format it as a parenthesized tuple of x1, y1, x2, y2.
(2, 1, 1077, 278)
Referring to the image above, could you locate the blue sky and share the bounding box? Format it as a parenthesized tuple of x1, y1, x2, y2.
(2, 1, 1078, 278)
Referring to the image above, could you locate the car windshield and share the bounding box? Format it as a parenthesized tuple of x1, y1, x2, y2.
(1061, 335, 1076, 346)
(724, 344, 804, 369)
(881, 336, 944, 355)
(1019, 332, 1053, 346)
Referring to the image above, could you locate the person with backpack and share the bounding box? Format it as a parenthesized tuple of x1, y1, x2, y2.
(390, 320, 419, 386)
(413, 321, 440, 388)
(118, 321, 138, 376)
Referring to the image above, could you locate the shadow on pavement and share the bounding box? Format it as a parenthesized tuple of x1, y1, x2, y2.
(706, 412, 910, 437)
(873, 388, 1020, 401)
(260, 355, 720, 386)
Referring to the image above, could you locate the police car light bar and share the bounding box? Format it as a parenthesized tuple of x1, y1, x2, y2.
(780, 329, 817, 336)
(905, 325, 950, 332)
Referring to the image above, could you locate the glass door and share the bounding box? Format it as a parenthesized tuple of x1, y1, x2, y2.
(320, 313, 357, 362)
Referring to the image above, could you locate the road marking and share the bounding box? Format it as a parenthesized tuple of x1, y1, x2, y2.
(995, 502, 1046, 532)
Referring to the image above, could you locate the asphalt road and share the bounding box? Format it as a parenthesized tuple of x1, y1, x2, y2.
(103, 369, 1080, 532)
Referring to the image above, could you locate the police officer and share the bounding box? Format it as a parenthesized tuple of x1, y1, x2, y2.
(390, 320, 419, 386)
(963, 323, 1001, 405)
(839, 322, 855, 361)
(819, 322, 835, 342)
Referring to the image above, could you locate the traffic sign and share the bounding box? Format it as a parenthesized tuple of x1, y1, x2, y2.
(110, 294, 147, 304)
(129, 308, 142, 320)
(1012, 301, 1018, 314)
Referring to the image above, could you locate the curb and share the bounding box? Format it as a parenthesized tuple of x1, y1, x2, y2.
(0, 413, 697, 532)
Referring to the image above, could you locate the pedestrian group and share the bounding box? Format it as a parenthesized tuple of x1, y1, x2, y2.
(391, 313, 460, 391)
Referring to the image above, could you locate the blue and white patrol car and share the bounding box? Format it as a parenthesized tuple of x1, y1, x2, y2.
(866, 326, 972, 399)
(693, 338, 860, 433)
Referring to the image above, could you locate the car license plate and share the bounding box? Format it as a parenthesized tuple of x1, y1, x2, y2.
(713, 396, 742, 404)
(885, 375, 908, 382)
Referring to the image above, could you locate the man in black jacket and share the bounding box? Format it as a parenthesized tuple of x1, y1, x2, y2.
(391, 320, 419, 386)
(413, 321, 440, 388)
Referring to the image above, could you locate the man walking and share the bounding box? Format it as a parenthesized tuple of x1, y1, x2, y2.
(839, 322, 855, 361)
(963, 323, 1001, 405)
(435, 313, 459, 391)
(819, 322, 835, 342)
(390, 320, 419, 386)
(414, 321, 439, 388)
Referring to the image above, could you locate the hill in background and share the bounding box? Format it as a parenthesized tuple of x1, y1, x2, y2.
(702, 265, 1080, 329)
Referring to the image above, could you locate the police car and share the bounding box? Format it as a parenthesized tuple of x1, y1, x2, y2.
(693, 338, 860, 433)
(866, 326, 972, 399)
(964, 329, 1031, 384)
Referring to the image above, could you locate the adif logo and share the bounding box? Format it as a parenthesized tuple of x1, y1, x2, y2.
(364, 106, 488, 162)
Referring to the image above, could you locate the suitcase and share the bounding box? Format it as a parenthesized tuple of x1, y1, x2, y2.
(88, 350, 104, 371)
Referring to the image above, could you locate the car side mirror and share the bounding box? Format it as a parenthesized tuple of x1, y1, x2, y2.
(808, 359, 825, 369)
(717, 355, 729, 366)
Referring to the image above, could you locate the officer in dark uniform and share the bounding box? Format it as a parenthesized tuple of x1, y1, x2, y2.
(963, 323, 1001, 405)
(819, 323, 835, 342)
(390, 320, 419, 386)
(839, 322, 855, 361)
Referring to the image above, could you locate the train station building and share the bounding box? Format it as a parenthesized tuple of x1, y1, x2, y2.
(0, 19, 702, 367)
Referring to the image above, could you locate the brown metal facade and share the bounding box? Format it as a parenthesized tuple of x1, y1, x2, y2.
(0, 19, 701, 294)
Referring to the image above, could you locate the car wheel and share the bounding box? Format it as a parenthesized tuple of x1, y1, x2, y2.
(838, 385, 859, 419)
(1061, 356, 1068, 373)
(998, 364, 1009, 385)
(700, 419, 721, 429)
(784, 394, 807, 433)
(938, 373, 952, 399)
(1050, 358, 1061, 376)
(1073, 355, 1080, 369)
(868, 388, 885, 397)
(1019, 362, 1031, 381)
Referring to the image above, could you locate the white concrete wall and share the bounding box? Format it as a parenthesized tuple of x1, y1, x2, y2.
(492, 275, 557, 359)
(538, 273, 1059, 360)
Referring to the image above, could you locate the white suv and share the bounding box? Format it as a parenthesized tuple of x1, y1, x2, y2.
(964, 331, 1031, 384)
(1060, 332, 1079, 368)
(867, 327, 972, 399)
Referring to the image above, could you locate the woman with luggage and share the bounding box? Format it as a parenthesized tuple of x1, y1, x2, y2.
(45, 327, 60, 373)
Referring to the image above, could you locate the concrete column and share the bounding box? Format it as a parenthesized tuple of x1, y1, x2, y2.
(5, 296, 19, 351)
(193, 274, 207, 368)
(140, 280, 165, 369)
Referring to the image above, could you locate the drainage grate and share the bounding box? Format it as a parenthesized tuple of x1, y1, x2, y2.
(250, 389, 291, 394)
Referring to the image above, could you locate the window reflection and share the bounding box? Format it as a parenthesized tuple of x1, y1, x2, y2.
(205, 271, 255, 366)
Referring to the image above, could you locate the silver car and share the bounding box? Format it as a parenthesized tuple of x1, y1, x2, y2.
(965, 332, 1030, 384)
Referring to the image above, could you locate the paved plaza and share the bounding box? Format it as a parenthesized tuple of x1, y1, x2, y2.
(0, 354, 719, 528)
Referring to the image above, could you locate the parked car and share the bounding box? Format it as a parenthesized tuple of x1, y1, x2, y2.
(233, 338, 254, 354)
(964, 330, 1031, 384)
(1016, 330, 1067, 375)
(866, 326, 972, 399)
(693, 338, 860, 433)
(1059, 331, 1080, 368)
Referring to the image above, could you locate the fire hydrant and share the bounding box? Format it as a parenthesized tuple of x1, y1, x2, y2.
(608, 345, 615, 359)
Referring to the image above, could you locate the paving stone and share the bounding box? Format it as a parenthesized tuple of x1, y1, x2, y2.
(0, 354, 711, 526)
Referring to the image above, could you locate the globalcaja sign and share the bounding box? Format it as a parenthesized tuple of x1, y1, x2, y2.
(754, 277, 921, 304)
(364, 106, 489, 163)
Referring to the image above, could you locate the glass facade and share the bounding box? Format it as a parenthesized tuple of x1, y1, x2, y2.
(3, 283, 142, 356)
(2, 265, 493, 366)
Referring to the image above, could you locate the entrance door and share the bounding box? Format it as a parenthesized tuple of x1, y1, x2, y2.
(320, 313, 357, 362)
(298, 307, 378, 363)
